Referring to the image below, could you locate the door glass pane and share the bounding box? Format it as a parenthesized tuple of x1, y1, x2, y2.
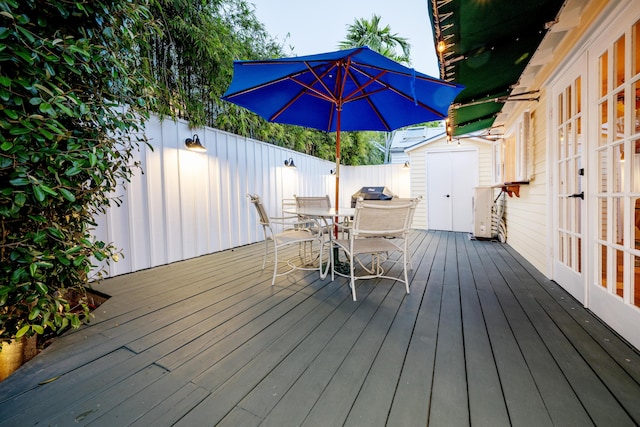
(559, 189, 565, 229)
(634, 19, 640, 75)
(634, 255, 640, 307)
(567, 122, 574, 155)
(576, 76, 582, 114)
(599, 197, 608, 240)
(599, 150, 609, 193)
(613, 197, 624, 245)
(600, 244, 608, 288)
(558, 127, 565, 158)
(615, 90, 625, 139)
(558, 92, 564, 123)
(614, 35, 625, 88)
(568, 235, 573, 267)
(635, 197, 640, 250)
(559, 161, 566, 195)
(576, 117, 582, 154)
(634, 82, 640, 134)
(578, 237, 582, 273)
(634, 140, 640, 192)
(614, 144, 624, 192)
(566, 85, 572, 117)
(600, 101, 608, 145)
(600, 51, 608, 97)
(615, 249, 624, 297)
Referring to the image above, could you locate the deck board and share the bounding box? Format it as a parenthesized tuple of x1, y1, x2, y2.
(429, 232, 469, 426)
(458, 233, 511, 427)
(477, 240, 594, 426)
(0, 230, 639, 426)
(487, 242, 640, 425)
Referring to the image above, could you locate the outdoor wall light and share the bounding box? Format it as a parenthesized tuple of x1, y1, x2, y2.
(330, 169, 336, 175)
(185, 134, 206, 152)
(284, 158, 296, 168)
(403, 161, 410, 168)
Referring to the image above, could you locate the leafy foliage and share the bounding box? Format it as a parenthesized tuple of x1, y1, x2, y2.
(0, 0, 157, 343)
(145, 0, 383, 165)
(339, 14, 411, 65)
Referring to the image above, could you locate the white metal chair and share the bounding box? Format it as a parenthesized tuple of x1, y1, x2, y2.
(295, 195, 333, 235)
(364, 196, 423, 269)
(295, 195, 350, 238)
(281, 197, 299, 231)
(332, 197, 418, 301)
(248, 194, 328, 286)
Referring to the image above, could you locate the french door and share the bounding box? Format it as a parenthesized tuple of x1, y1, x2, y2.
(588, 12, 640, 349)
(552, 59, 586, 303)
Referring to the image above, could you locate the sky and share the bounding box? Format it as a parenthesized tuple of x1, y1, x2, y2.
(248, 0, 440, 77)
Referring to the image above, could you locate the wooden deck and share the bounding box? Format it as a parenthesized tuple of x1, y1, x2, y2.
(0, 230, 639, 426)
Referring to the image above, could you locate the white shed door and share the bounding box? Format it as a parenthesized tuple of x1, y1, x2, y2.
(426, 150, 478, 232)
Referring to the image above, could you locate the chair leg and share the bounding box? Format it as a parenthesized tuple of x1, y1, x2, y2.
(262, 239, 268, 270)
(403, 253, 410, 294)
(350, 252, 357, 301)
(330, 242, 335, 281)
(271, 244, 278, 287)
(319, 239, 329, 279)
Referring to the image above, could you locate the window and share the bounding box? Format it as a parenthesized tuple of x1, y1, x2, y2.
(492, 138, 504, 185)
(502, 111, 532, 182)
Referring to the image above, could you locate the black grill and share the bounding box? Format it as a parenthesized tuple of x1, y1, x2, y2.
(351, 186, 396, 207)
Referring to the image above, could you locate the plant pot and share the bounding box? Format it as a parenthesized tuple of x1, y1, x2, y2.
(0, 336, 37, 382)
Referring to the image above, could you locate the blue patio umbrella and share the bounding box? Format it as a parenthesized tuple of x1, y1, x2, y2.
(222, 46, 464, 210)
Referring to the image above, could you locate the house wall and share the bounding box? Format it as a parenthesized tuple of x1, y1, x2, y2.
(406, 136, 492, 229)
(496, 0, 615, 277)
(496, 0, 640, 350)
(500, 103, 550, 273)
(93, 115, 410, 278)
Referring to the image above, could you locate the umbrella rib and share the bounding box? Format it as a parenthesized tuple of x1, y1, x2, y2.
(340, 67, 392, 130)
(349, 66, 447, 118)
(342, 69, 388, 102)
(353, 62, 461, 87)
(304, 61, 339, 103)
(284, 62, 341, 104)
(269, 90, 306, 122)
(270, 63, 340, 121)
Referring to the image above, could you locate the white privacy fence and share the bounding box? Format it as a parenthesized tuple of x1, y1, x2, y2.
(94, 115, 411, 278)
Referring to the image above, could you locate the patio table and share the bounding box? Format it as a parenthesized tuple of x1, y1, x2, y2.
(284, 206, 355, 276)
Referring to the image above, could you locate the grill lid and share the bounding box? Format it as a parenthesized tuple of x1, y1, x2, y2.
(351, 186, 396, 207)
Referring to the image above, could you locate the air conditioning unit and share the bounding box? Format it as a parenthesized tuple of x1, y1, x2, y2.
(473, 187, 493, 238)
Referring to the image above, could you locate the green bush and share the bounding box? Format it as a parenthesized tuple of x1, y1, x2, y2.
(0, 0, 156, 344)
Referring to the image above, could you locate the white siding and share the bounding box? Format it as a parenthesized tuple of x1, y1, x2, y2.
(501, 105, 549, 274)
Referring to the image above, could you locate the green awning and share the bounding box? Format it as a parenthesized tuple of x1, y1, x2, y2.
(428, 0, 566, 136)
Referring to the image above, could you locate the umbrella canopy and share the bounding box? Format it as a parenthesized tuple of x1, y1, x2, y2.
(222, 46, 464, 209)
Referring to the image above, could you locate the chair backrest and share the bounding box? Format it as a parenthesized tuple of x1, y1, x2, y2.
(281, 198, 297, 217)
(248, 194, 270, 226)
(361, 196, 422, 230)
(295, 195, 331, 209)
(352, 197, 417, 238)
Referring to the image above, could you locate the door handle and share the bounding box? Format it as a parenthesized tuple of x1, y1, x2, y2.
(568, 192, 584, 200)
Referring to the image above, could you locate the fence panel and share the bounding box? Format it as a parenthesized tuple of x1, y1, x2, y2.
(95, 116, 409, 278)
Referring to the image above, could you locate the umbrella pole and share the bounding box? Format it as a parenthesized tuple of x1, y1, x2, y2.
(332, 117, 350, 274)
(334, 111, 341, 238)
